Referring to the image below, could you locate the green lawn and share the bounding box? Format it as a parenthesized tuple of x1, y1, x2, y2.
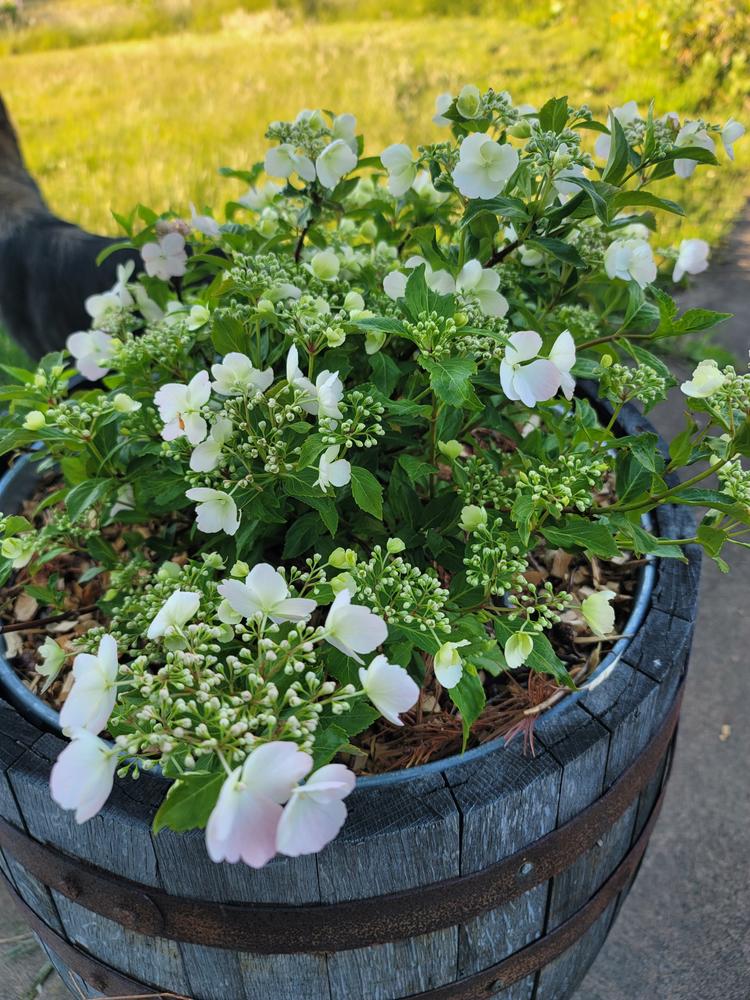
(0, 4, 747, 364)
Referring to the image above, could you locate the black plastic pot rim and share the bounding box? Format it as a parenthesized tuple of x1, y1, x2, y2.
(0, 451, 656, 790)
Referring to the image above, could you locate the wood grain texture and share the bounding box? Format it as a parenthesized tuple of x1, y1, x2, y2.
(319, 774, 460, 1000)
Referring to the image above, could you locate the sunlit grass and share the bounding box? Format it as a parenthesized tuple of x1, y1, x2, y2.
(1, 12, 746, 247)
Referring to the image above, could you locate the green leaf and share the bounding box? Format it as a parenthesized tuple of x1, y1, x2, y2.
(449, 666, 486, 750)
(369, 352, 402, 395)
(403, 265, 455, 322)
(350, 466, 384, 520)
(494, 619, 575, 687)
(541, 516, 620, 559)
(398, 454, 436, 485)
(283, 512, 321, 558)
(312, 724, 356, 768)
(420, 356, 478, 408)
(538, 96, 569, 133)
(525, 238, 586, 269)
(697, 523, 727, 557)
(609, 190, 684, 218)
(601, 114, 631, 185)
(511, 492, 535, 544)
(460, 196, 530, 227)
(615, 451, 652, 505)
(153, 772, 224, 835)
(66, 479, 113, 522)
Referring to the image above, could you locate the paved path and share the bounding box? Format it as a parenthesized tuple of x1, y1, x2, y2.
(580, 214, 750, 1000)
(0, 219, 748, 999)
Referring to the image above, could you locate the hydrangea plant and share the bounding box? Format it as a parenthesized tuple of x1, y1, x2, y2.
(0, 88, 747, 867)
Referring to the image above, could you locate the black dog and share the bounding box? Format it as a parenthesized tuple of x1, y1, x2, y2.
(0, 95, 141, 359)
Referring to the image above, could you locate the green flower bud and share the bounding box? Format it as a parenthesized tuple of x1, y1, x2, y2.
(459, 505, 488, 532)
(113, 393, 141, 414)
(456, 84, 482, 120)
(231, 560, 251, 578)
(23, 410, 46, 431)
(331, 572, 358, 595)
(310, 250, 340, 282)
(344, 291, 365, 313)
(360, 219, 378, 240)
(329, 547, 357, 570)
(157, 561, 182, 580)
(438, 439, 462, 461)
(508, 120, 532, 139)
(386, 537, 406, 554)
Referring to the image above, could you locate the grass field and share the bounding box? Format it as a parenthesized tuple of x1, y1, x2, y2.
(0, 3, 748, 361)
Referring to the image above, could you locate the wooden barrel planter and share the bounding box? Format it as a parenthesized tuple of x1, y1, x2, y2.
(0, 399, 701, 1000)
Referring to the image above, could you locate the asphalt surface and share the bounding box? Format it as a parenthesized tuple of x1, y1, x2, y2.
(0, 221, 748, 999)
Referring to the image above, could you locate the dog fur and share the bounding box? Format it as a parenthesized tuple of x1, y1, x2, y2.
(0, 95, 141, 358)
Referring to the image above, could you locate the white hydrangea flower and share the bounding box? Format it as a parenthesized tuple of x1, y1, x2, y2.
(141, 232, 187, 280)
(721, 118, 745, 160)
(673, 238, 710, 282)
(680, 359, 726, 399)
(504, 632, 534, 670)
(154, 370, 211, 444)
(185, 488, 240, 535)
(147, 591, 201, 640)
(189, 203, 221, 239)
(455, 84, 483, 119)
(276, 763, 356, 857)
(59, 634, 118, 735)
(286, 346, 343, 421)
(316, 446, 351, 492)
(1, 536, 35, 568)
(452, 132, 519, 200)
(433, 92, 453, 126)
(218, 563, 316, 624)
(66, 330, 114, 381)
(581, 589, 616, 637)
(38, 636, 66, 691)
(190, 416, 233, 473)
(316, 139, 357, 190)
(238, 180, 283, 211)
(434, 640, 471, 689)
(381, 144, 417, 197)
(604, 238, 657, 288)
(322, 589, 388, 663)
(50, 729, 118, 824)
(500, 330, 576, 407)
(358, 655, 419, 725)
(332, 113, 358, 151)
(673, 121, 715, 179)
(211, 353, 274, 397)
(455, 260, 508, 317)
(594, 101, 640, 160)
(84, 261, 135, 322)
(264, 143, 316, 183)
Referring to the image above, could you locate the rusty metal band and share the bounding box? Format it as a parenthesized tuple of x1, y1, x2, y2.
(0, 686, 683, 955)
(2, 772, 669, 1000)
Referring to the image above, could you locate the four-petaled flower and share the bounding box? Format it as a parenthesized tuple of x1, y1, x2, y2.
(323, 589, 388, 663)
(217, 563, 317, 624)
(434, 640, 471, 689)
(59, 633, 118, 734)
(452, 132, 519, 200)
(185, 487, 240, 535)
(141, 232, 188, 280)
(673, 121, 715, 179)
(358, 655, 419, 724)
(455, 260, 508, 317)
(189, 203, 221, 239)
(50, 728, 119, 824)
(286, 345, 343, 421)
(155, 370, 212, 444)
(66, 330, 114, 381)
(211, 352, 274, 397)
(594, 101, 640, 160)
(206, 742, 312, 868)
(264, 143, 316, 184)
(84, 261, 135, 322)
(277, 764, 357, 856)
(500, 330, 576, 408)
(604, 238, 657, 289)
(316, 446, 351, 492)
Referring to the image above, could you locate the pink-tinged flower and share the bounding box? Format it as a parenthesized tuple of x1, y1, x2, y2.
(206, 742, 312, 867)
(66, 330, 114, 381)
(276, 764, 356, 857)
(189, 203, 221, 239)
(358, 655, 419, 725)
(500, 330, 576, 407)
(316, 446, 351, 492)
(59, 634, 118, 735)
(322, 589, 388, 663)
(154, 370, 211, 445)
(217, 564, 316, 624)
(50, 728, 118, 823)
(84, 261, 135, 322)
(147, 591, 201, 641)
(185, 488, 240, 535)
(141, 232, 188, 280)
